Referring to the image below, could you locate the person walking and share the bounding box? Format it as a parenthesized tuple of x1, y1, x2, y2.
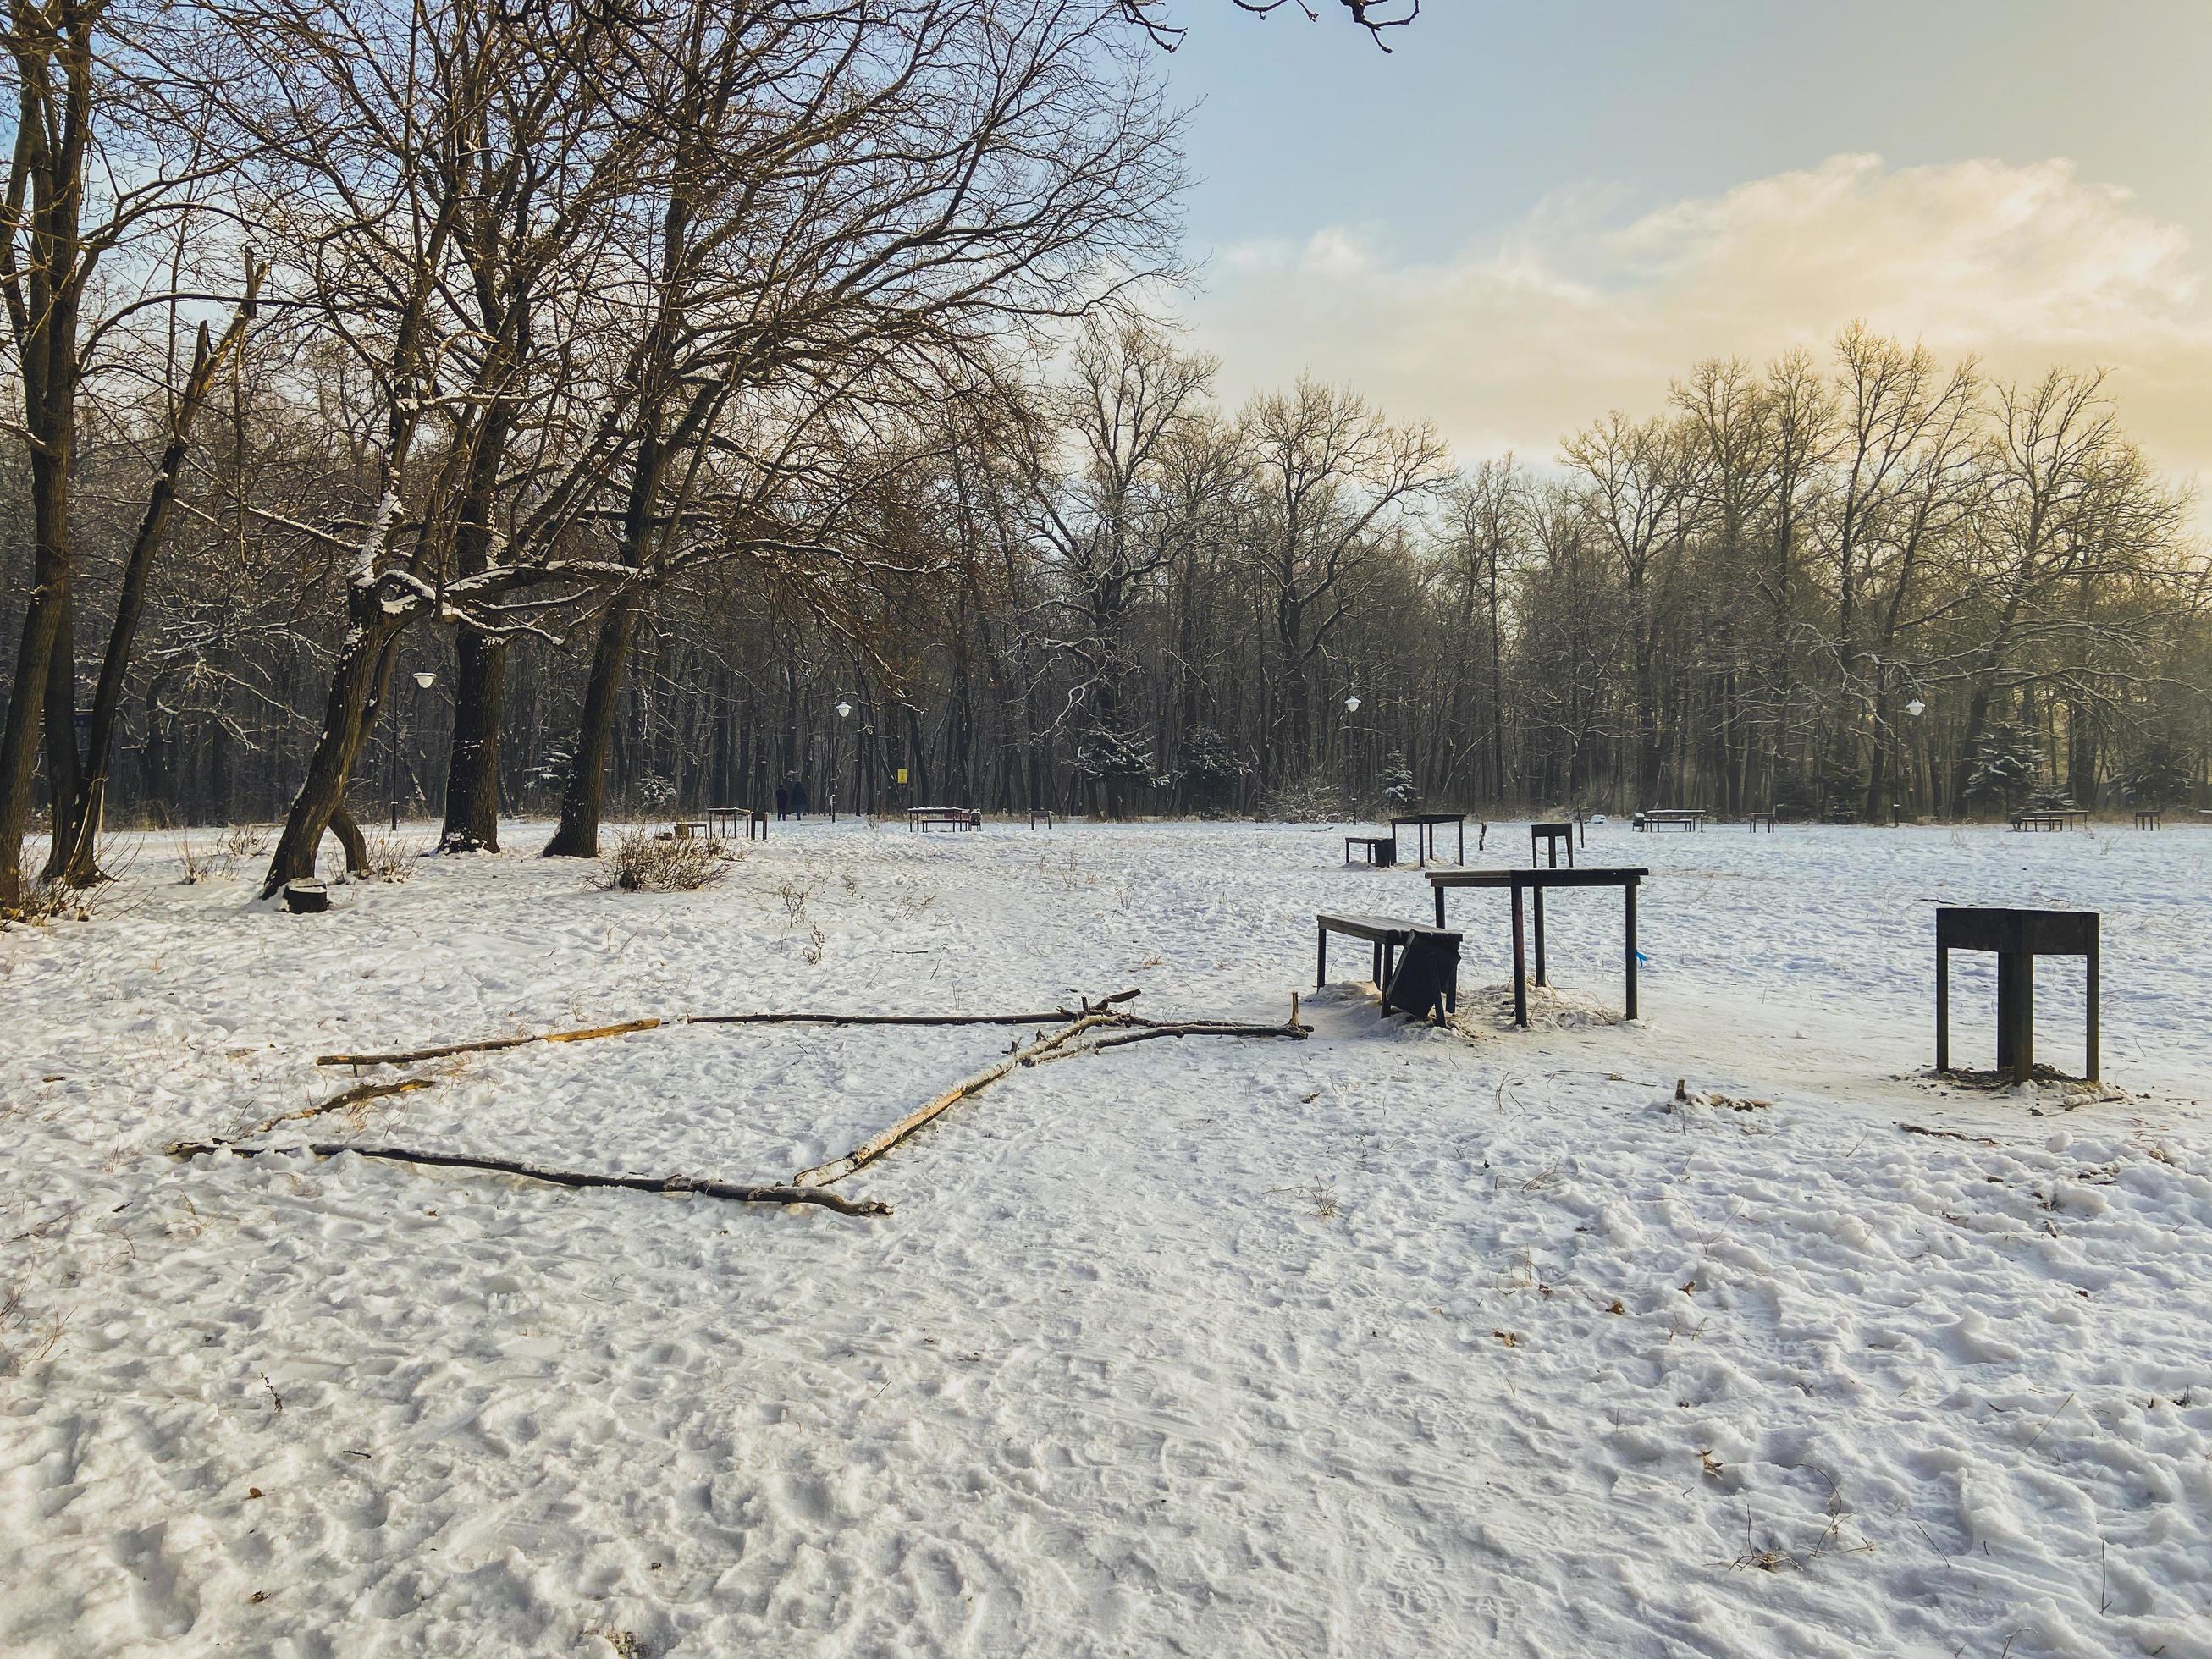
(792, 778, 811, 819)
(775, 781, 790, 820)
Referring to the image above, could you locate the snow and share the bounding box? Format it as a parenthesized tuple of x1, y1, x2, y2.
(3, 818, 2209, 1656)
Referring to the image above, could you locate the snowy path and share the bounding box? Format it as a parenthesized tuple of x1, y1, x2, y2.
(2, 819, 2208, 1656)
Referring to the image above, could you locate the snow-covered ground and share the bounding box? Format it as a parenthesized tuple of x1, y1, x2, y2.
(3, 817, 2209, 1657)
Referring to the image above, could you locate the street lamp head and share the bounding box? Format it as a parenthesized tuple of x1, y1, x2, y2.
(1343, 693, 1361, 714)
(414, 671, 437, 690)
(835, 699, 853, 719)
(1905, 698, 1926, 718)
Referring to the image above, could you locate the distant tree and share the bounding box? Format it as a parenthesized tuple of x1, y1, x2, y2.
(2120, 741, 2193, 808)
(1963, 719, 2043, 812)
(1173, 723, 1248, 814)
(1378, 751, 1417, 811)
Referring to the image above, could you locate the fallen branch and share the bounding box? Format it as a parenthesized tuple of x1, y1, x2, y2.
(1059, 1018, 1310, 1056)
(248, 1076, 436, 1138)
(688, 989, 1140, 1029)
(792, 1011, 1123, 1187)
(169, 1138, 888, 1215)
(1899, 1122, 2000, 1144)
(317, 1017, 662, 1068)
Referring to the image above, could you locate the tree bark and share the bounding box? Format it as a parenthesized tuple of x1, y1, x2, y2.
(260, 606, 405, 896)
(543, 591, 641, 857)
(439, 628, 507, 851)
(0, 446, 74, 912)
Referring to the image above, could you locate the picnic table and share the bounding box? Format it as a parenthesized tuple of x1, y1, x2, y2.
(907, 806, 980, 831)
(1747, 811, 1778, 833)
(1635, 809, 1706, 832)
(1427, 866, 1649, 1028)
(1390, 812, 1467, 868)
(670, 818, 709, 841)
(1935, 907, 2099, 1084)
(707, 807, 767, 841)
(2010, 808, 2088, 831)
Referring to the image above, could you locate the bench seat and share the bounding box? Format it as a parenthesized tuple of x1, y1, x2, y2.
(1316, 912, 1461, 1022)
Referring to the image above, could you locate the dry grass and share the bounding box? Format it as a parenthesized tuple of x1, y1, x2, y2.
(175, 823, 268, 884)
(361, 830, 424, 882)
(776, 875, 819, 924)
(3, 837, 120, 925)
(1269, 1179, 1339, 1219)
(594, 825, 729, 893)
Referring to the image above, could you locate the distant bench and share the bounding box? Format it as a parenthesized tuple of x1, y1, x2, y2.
(1635, 809, 1706, 833)
(2011, 809, 2088, 832)
(1344, 835, 1397, 868)
(907, 807, 980, 831)
(1316, 912, 1461, 1022)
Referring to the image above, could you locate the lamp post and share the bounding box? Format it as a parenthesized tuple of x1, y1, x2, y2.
(1343, 692, 1360, 819)
(393, 670, 437, 831)
(833, 697, 852, 822)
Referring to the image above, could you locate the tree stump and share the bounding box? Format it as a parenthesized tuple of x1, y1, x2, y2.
(284, 880, 330, 914)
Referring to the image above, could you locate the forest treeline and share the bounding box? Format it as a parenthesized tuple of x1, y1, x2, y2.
(3, 0, 2206, 912)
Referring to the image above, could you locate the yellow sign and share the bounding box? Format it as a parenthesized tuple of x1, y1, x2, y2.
(896, 768, 908, 785)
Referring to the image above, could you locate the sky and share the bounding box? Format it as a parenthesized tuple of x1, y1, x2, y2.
(1155, 0, 2212, 497)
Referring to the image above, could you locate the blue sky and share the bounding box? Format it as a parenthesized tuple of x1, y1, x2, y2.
(1153, 0, 2212, 484)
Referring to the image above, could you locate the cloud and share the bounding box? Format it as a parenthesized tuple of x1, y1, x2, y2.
(1188, 154, 2212, 492)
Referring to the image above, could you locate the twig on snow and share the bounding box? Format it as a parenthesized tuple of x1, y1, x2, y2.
(316, 1017, 663, 1068)
(168, 1139, 890, 1216)
(792, 1012, 1124, 1187)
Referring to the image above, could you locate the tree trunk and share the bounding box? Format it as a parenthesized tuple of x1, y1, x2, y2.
(0, 444, 74, 912)
(260, 605, 406, 896)
(543, 592, 641, 857)
(439, 629, 506, 852)
(41, 592, 83, 875)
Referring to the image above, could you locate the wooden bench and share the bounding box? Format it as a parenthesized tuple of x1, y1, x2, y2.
(1316, 912, 1462, 1022)
(1747, 811, 1777, 833)
(1531, 822, 1575, 867)
(706, 807, 767, 841)
(907, 806, 980, 831)
(1344, 835, 1397, 868)
(2133, 808, 2161, 830)
(2010, 811, 2079, 832)
(1029, 807, 1056, 830)
(670, 818, 709, 841)
(1635, 808, 1706, 833)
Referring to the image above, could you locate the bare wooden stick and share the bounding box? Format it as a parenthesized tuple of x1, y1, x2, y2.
(169, 1138, 889, 1215)
(246, 1076, 436, 1138)
(687, 989, 1141, 1029)
(1079, 1020, 1309, 1053)
(691, 1010, 1078, 1029)
(317, 997, 1146, 1067)
(316, 1017, 662, 1068)
(792, 1012, 1123, 1187)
